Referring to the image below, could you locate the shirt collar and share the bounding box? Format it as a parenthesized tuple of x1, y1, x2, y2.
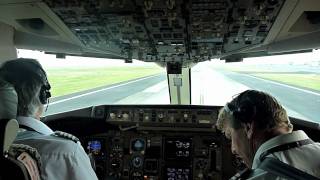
(252, 130, 309, 169)
(17, 116, 54, 135)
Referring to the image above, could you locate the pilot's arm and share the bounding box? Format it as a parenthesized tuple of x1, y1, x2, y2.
(40, 132, 99, 180)
(65, 142, 98, 180)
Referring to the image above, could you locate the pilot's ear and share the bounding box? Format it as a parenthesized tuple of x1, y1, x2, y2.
(244, 122, 254, 139)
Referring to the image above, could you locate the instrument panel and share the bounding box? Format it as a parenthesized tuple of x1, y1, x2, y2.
(76, 105, 237, 180)
(84, 132, 226, 180)
(46, 105, 320, 180)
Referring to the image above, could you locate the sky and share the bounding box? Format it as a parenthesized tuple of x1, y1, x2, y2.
(17, 48, 320, 69)
(17, 49, 158, 69)
(242, 49, 320, 65)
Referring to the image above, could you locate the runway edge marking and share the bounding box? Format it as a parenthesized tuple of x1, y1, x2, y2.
(243, 74, 320, 96)
(49, 75, 160, 105)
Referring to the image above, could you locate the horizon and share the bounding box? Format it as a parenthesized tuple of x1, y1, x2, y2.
(17, 49, 320, 69)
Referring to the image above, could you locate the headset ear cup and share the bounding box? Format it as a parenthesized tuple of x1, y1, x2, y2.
(229, 111, 242, 129)
(46, 90, 51, 101)
(39, 85, 51, 104)
(39, 86, 46, 104)
(236, 102, 256, 123)
(226, 103, 241, 129)
(232, 110, 241, 122)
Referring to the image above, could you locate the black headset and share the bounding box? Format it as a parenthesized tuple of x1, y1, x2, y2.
(0, 58, 51, 105)
(37, 67, 51, 105)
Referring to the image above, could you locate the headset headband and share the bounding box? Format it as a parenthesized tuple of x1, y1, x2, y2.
(227, 91, 257, 124)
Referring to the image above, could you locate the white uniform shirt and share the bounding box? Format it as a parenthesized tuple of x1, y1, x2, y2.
(248, 130, 320, 179)
(15, 116, 98, 180)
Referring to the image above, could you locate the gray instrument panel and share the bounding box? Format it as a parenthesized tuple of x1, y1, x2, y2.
(84, 105, 237, 180)
(44, 0, 285, 62)
(105, 105, 218, 126)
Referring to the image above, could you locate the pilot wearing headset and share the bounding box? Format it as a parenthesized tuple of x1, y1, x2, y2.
(216, 90, 320, 180)
(0, 58, 98, 180)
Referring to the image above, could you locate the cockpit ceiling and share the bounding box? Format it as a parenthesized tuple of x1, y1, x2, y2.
(42, 0, 284, 63)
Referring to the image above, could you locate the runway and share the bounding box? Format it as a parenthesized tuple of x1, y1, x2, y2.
(45, 65, 320, 123)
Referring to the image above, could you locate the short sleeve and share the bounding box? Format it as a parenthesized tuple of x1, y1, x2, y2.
(68, 144, 98, 180)
(21, 138, 99, 180)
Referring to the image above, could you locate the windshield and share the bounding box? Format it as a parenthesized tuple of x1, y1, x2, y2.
(18, 49, 320, 123)
(191, 51, 320, 123)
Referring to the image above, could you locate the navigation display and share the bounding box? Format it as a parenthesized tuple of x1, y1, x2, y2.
(166, 167, 191, 180)
(88, 140, 102, 155)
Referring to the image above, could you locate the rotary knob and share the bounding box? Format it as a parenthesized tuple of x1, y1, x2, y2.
(158, 113, 164, 119)
(123, 113, 129, 120)
(110, 113, 116, 120)
(183, 113, 188, 119)
(132, 156, 143, 168)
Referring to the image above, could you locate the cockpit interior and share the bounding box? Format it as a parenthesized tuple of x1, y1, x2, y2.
(0, 0, 319, 179)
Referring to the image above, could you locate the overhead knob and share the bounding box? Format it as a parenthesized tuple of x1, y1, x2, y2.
(123, 113, 129, 120)
(183, 113, 188, 119)
(110, 113, 116, 119)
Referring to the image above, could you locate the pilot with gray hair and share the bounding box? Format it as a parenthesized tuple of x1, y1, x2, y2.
(216, 90, 320, 179)
(0, 58, 98, 180)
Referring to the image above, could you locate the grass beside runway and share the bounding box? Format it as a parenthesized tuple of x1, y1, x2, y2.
(46, 66, 164, 97)
(251, 73, 320, 91)
(212, 64, 320, 92)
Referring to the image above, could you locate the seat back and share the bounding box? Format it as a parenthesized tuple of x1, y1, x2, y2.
(0, 118, 29, 180)
(0, 118, 18, 154)
(0, 119, 42, 180)
(0, 79, 42, 180)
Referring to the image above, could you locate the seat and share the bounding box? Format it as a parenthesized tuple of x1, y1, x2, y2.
(0, 119, 42, 180)
(0, 79, 42, 180)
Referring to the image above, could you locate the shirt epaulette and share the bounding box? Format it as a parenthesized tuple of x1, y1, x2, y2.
(51, 131, 80, 143)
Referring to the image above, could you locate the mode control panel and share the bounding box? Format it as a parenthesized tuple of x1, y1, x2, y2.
(104, 105, 219, 127)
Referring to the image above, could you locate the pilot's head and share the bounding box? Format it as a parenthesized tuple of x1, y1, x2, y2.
(216, 90, 293, 168)
(0, 58, 51, 120)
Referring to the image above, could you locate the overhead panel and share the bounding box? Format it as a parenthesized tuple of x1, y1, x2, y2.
(43, 0, 285, 63)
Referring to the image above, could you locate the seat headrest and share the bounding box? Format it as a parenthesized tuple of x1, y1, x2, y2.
(0, 78, 18, 119)
(0, 119, 19, 154)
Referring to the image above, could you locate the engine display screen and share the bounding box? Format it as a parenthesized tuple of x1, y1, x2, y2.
(165, 138, 192, 161)
(88, 140, 102, 155)
(166, 167, 191, 180)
